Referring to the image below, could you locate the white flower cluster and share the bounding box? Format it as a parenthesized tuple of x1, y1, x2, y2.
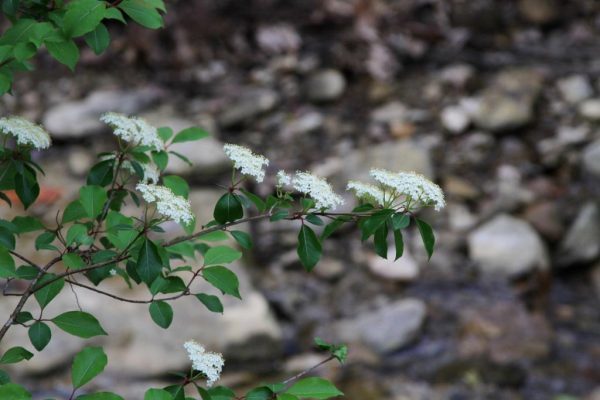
(223, 144, 269, 182)
(183, 341, 224, 387)
(100, 112, 163, 151)
(0, 116, 51, 150)
(369, 169, 445, 211)
(276, 170, 292, 187)
(136, 183, 194, 225)
(292, 171, 345, 210)
(346, 180, 385, 206)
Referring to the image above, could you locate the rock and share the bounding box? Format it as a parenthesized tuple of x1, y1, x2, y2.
(1, 260, 281, 375)
(304, 69, 346, 102)
(443, 176, 480, 200)
(472, 68, 543, 132)
(67, 147, 95, 177)
(592, 264, 600, 300)
(313, 140, 433, 190)
(468, 214, 549, 276)
(256, 24, 301, 54)
(523, 202, 563, 241)
(370, 101, 426, 125)
(557, 203, 600, 267)
(518, 0, 559, 24)
(280, 111, 324, 139)
(583, 140, 600, 176)
(218, 89, 279, 127)
(447, 203, 477, 232)
(43, 88, 162, 138)
(330, 298, 426, 354)
(459, 301, 553, 362)
(368, 245, 419, 281)
(578, 99, 600, 120)
(440, 105, 470, 134)
(557, 75, 593, 104)
(141, 110, 229, 176)
(439, 64, 475, 88)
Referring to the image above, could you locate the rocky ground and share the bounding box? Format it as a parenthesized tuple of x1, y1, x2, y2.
(1, 0, 600, 399)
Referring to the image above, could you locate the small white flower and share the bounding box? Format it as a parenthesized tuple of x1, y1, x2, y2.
(136, 183, 194, 225)
(223, 144, 269, 183)
(370, 169, 445, 211)
(276, 170, 292, 187)
(100, 112, 163, 151)
(346, 180, 385, 206)
(109, 269, 117, 276)
(0, 116, 51, 150)
(292, 171, 344, 210)
(184, 341, 224, 388)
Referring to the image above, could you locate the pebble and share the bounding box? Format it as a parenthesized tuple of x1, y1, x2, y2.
(557, 75, 593, 104)
(468, 214, 549, 276)
(578, 99, 600, 120)
(557, 203, 600, 267)
(440, 105, 470, 134)
(305, 69, 346, 102)
(583, 139, 600, 176)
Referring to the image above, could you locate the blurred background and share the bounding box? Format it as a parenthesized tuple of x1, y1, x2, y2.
(1, 0, 599, 399)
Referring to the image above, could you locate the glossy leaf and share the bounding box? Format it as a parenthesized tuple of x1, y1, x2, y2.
(46, 39, 79, 71)
(79, 185, 107, 219)
(286, 377, 343, 399)
(230, 230, 252, 249)
(0, 247, 16, 278)
(415, 218, 435, 260)
(84, 23, 110, 55)
(52, 311, 107, 338)
(136, 238, 163, 285)
(34, 274, 64, 309)
(203, 246, 242, 266)
(195, 293, 223, 313)
(63, 0, 106, 37)
(28, 322, 51, 351)
(71, 346, 108, 388)
(0, 347, 33, 364)
(297, 225, 321, 271)
(171, 127, 209, 144)
(149, 301, 173, 329)
(213, 193, 243, 224)
(202, 266, 241, 299)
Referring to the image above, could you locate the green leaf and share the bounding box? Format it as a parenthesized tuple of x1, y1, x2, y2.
(305, 214, 324, 226)
(314, 337, 347, 364)
(321, 216, 350, 240)
(66, 224, 90, 246)
(245, 387, 273, 400)
(163, 385, 185, 400)
(202, 266, 241, 299)
(14, 169, 39, 210)
(79, 185, 107, 219)
(373, 224, 388, 259)
(46, 39, 79, 71)
(28, 322, 51, 351)
(207, 386, 235, 400)
(213, 193, 243, 224)
(119, 0, 164, 29)
(63, 200, 87, 223)
(286, 377, 343, 399)
(63, 0, 106, 37)
(35, 231, 57, 251)
(157, 127, 173, 142)
(162, 175, 188, 198)
(136, 238, 163, 284)
(297, 225, 321, 271)
(84, 23, 110, 55)
(0, 347, 33, 364)
(171, 127, 209, 144)
(391, 213, 410, 230)
(76, 393, 125, 400)
(198, 230, 229, 242)
(71, 346, 108, 389)
(87, 159, 114, 187)
(11, 216, 44, 233)
(52, 311, 107, 338)
(203, 246, 242, 266)
(0, 369, 10, 384)
(415, 218, 435, 260)
(34, 274, 64, 309)
(13, 42, 35, 62)
(0, 383, 32, 400)
(149, 301, 173, 329)
(240, 189, 265, 212)
(230, 230, 252, 249)
(63, 253, 87, 269)
(104, 7, 126, 23)
(15, 311, 33, 324)
(0, 19, 36, 45)
(152, 150, 168, 171)
(393, 229, 404, 261)
(360, 209, 393, 241)
(0, 247, 16, 278)
(277, 395, 298, 400)
(144, 388, 173, 400)
(195, 293, 223, 313)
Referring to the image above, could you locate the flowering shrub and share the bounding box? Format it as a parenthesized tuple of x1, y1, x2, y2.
(0, 113, 444, 399)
